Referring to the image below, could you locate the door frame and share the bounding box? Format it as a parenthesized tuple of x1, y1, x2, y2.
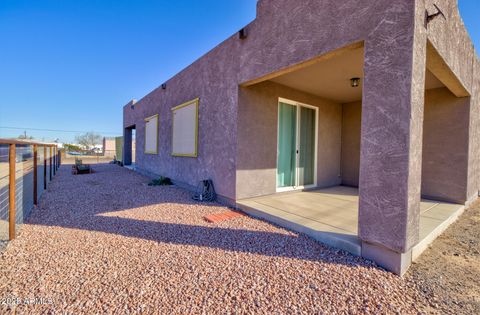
(276, 97, 318, 192)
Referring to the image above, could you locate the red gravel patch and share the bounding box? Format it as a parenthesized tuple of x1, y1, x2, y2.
(0, 164, 429, 314)
(204, 210, 245, 223)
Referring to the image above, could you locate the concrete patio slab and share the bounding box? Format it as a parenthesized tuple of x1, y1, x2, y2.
(237, 186, 464, 262)
(412, 204, 466, 260)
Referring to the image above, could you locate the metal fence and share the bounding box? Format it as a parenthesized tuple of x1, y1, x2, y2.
(0, 139, 60, 247)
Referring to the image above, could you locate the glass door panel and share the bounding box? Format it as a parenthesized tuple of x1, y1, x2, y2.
(277, 102, 297, 188)
(298, 106, 316, 186)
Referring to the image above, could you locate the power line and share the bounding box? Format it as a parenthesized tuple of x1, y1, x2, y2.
(0, 126, 120, 135)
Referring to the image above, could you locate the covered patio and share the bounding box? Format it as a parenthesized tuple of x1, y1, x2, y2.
(235, 32, 474, 274)
(237, 186, 464, 261)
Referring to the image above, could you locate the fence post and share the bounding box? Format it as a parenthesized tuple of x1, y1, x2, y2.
(53, 147, 56, 176)
(52, 149, 55, 176)
(33, 144, 38, 205)
(44, 146, 47, 190)
(9, 144, 16, 240)
(49, 146, 52, 181)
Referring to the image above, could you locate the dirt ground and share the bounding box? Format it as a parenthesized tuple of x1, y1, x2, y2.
(405, 201, 480, 314)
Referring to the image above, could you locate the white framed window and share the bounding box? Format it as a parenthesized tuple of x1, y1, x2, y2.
(171, 98, 199, 157)
(144, 114, 158, 154)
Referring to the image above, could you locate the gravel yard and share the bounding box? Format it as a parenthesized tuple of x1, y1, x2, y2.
(406, 201, 480, 314)
(1, 164, 431, 313)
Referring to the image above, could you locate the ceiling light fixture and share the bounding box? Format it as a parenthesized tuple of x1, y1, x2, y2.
(350, 77, 360, 88)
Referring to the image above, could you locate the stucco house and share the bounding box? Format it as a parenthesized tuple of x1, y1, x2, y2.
(123, 0, 479, 274)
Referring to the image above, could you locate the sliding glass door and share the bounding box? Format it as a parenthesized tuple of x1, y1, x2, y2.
(277, 99, 317, 191)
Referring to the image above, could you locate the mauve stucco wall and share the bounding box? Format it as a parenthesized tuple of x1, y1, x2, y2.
(322, 88, 472, 201)
(467, 56, 480, 202)
(123, 100, 137, 128)
(239, 0, 412, 85)
(424, 0, 475, 92)
(123, 34, 241, 201)
(236, 81, 341, 200)
(125, 0, 420, 204)
(421, 88, 470, 203)
(341, 101, 362, 187)
(423, 0, 479, 203)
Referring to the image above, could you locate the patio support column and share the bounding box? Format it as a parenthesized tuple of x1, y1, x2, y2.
(123, 128, 132, 166)
(358, 1, 426, 275)
(466, 57, 480, 205)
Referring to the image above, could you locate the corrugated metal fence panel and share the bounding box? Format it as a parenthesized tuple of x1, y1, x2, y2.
(37, 145, 45, 199)
(15, 145, 34, 229)
(0, 145, 9, 242)
(15, 146, 23, 227)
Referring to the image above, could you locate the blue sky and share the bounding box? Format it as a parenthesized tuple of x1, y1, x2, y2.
(0, 0, 479, 143)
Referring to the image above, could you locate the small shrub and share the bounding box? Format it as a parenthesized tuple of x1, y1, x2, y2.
(148, 176, 173, 186)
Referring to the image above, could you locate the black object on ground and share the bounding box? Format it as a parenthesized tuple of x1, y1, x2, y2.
(193, 179, 216, 202)
(148, 176, 173, 186)
(72, 159, 92, 175)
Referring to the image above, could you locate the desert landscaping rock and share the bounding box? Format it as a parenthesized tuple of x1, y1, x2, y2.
(0, 164, 441, 313)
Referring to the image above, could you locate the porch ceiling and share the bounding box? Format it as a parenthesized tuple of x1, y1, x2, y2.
(270, 47, 364, 103)
(268, 47, 445, 103)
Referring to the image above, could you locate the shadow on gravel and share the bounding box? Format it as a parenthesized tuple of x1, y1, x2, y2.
(56, 215, 363, 264)
(28, 164, 370, 267)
